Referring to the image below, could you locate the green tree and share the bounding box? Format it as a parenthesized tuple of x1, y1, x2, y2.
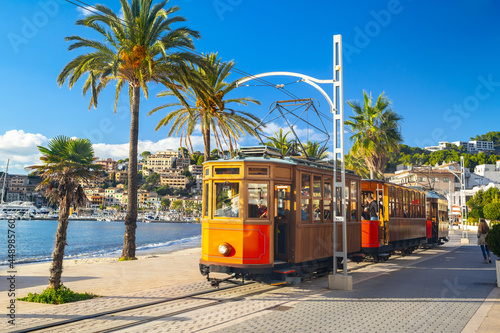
(140, 151, 151, 162)
(57, 0, 199, 259)
(149, 53, 261, 162)
(263, 129, 292, 156)
(345, 153, 370, 179)
(171, 199, 183, 211)
(161, 198, 171, 210)
(301, 141, 329, 160)
(471, 131, 500, 149)
(484, 203, 500, 221)
(345, 91, 403, 179)
(28, 136, 101, 289)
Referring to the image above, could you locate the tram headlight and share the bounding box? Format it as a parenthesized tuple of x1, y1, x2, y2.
(218, 243, 232, 256)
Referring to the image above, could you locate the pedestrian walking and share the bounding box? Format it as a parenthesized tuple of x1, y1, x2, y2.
(477, 218, 491, 264)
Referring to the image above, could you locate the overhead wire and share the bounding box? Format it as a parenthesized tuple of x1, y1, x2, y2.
(67, 0, 302, 101)
(66, 1, 343, 133)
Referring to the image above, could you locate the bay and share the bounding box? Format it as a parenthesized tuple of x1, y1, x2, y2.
(0, 220, 201, 265)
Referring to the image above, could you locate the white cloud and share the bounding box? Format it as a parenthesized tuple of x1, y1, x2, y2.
(93, 136, 206, 160)
(0, 130, 48, 174)
(76, 5, 95, 17)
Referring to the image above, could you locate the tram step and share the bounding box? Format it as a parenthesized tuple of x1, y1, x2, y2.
(270, 280, 287, 286)
(273, 269, 296, 274)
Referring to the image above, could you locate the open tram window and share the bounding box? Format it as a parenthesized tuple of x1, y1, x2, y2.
(214, 182, 240, 218)
(324, 200, 332, 220)
(248, 183, 268, 218)
(204, 182, 209, 217)
(301, 199, 310, 221)
(313, 199, 321, 221)
(301, 174, 311, 196)
(350, 181, 358, 221)
(336, 187, 343, 217)
(313, 176, 322, 197)
(324, 179, 332, 198)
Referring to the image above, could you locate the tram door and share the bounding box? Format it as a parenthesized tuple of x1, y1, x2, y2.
(274, 185, 290, 261)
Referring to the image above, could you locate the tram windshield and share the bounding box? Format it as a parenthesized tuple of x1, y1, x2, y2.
(214, 182, 240, 217)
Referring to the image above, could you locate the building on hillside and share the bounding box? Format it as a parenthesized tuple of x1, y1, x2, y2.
(191, 174, 203, 193)
(104, 187, 123, 206)
(424, 140, 494, 153)
(474, 164, 500, 184)
(188, 164, 203, 175)
(96, 158, 118, 172)
(5, 175, 41, 202)
(160, 173, 188, 189)
(114, 171, 128, 183)
(175, 157, 190, 170)
(145, 150, 178, 173)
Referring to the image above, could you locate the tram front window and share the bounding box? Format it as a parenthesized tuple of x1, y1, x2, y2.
(248, 183, 268, 218)
(214, 182, 240, 217)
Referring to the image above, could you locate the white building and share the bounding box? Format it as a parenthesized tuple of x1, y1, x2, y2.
(424, 140, 494, 153)
(145, 150, 179, 173)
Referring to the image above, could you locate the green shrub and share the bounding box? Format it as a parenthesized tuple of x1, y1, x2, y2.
(17, 285, 97, 305)
(487, 224, 500, 257)
(484, 203, 500, 221)
(469, 206, 484, 219)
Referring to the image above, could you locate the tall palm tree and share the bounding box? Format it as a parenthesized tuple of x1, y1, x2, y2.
(263, 129, 292, 156)
(345, 91, 403, 179)
(149, 53, 261, 161)
(345, 152, 370, 179)
(28, 136, 101, 290)
(302, 141, 329, 160)
(57, 0, 199, 259)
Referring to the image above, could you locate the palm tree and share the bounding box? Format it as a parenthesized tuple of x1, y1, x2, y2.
(263, 129, 292, 156)
(57, 0, 199, 259)
(28, 136, 101, 289)
(302, 141, 329, 160)
(345, 91, 403, 179)
(345, 152, 370, 179)
(149, 53, 261, 161)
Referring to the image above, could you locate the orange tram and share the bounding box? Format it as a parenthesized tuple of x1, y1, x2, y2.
(199, 147, 449, 286)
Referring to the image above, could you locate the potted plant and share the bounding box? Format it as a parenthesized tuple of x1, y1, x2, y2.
(486, 224, 500, 287)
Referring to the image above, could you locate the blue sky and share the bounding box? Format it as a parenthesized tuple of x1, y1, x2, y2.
(1, 0, 500, 174)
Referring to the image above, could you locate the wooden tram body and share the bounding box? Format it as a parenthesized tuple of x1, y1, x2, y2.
(199, 149, 449, 284)
(199, 153, 361, 284)
(425, 191, 450, 244)
(360, 181, 428, 260)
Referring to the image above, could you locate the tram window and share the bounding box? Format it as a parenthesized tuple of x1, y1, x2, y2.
(313, 199, 321, 221)
(214, 182, 240, 218)
(248, 167, 268, 175)
(301, 174, 311, 196)
(214, 167, 240, 175)
(301, 199, 310, 221)
(248, 183, 268, 218)
(204, 183, 209, 217)
(313, 176, 322, 197)
(336, 187, 343, 216)
(350, 181, 358, 221)
(324, 179, 332, 198)
(205, 168, 209, 176)
(324, 200, 332, 221)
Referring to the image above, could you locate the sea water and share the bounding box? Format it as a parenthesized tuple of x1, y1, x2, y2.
(0, 220, 201, 265)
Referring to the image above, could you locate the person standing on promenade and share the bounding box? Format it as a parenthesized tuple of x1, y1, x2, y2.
(477, 218, 492, 264)
(367, 195, 379, 221)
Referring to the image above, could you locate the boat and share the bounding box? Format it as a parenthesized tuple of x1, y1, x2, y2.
(0, 201, 40, 219)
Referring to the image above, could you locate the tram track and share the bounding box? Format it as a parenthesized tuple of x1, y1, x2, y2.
(12, 282, 279, 333)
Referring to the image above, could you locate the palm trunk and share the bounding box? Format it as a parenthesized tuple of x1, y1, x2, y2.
(204, 127, 210, 162)
(122, 86, 140, 259)
(370, 169, 375, 179)
(48, 196, 71, 290)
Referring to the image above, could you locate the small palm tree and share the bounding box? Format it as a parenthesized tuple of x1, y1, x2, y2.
(28, 136, 101, 290)
(302, 141, 329, 160)
(263, 129, 292, 156)
(345, 91, 403, 179)
(57, 0, 199, 259)
(149, 53, 261, 161)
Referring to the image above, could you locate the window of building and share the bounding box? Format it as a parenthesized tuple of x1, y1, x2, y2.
(443, 177, 450, 182)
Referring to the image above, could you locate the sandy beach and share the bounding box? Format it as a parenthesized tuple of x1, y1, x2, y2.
(1, 247, 207, 314)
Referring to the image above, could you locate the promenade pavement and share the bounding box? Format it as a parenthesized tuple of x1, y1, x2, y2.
(1, 232, 498, 332)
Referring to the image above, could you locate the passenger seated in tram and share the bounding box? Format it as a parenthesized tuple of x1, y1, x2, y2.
(257, 201, 268, 218)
